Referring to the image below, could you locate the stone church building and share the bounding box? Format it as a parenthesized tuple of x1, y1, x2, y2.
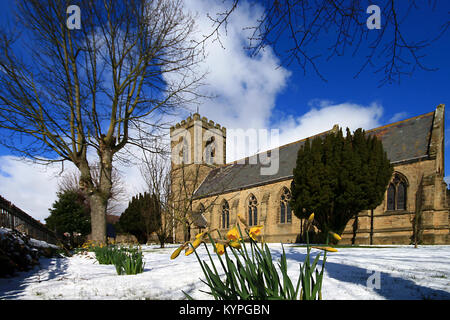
(170, 104, 449, 245)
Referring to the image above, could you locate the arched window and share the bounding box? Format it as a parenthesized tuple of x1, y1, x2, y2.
(386, 173, 408, 211)
(178, 136, 190, 164)
(248, 194, 258, 226)
(221, 200, 229, 229)
(205, 136, 215, 165)
(280, 187, 292, 224)
(387, 184, 395, 211)
(397, 182, 406, 210)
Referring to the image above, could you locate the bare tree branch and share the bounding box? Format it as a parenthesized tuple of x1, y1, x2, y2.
(199, 0, 449, 85)
(0, 0, 207, 242)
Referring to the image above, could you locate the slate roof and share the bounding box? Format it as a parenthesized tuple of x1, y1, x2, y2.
(366, 111, 434, 163)
(191, 212, 208, 228)
(193, 110, 436, 199)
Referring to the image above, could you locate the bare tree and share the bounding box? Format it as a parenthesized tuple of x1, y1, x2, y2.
(140, 139, 224, 244)
(140, 148, 208, 245)
(169, 158, 242, 242)
(58, 165, 128, 216)
(140, 146, 174, 248)
(202, 0, 449, 86)
(170, 161, 209, 242)
(0, 0, 206, 242)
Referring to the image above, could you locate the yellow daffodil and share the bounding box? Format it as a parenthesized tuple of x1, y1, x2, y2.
(226, 226, 241, 241)
(228, 240, 241, 249)
(183, 236, 205, 257)
(249, 225, 263, 240)
(185, 248, 194, 256)
(191, 237, 203, 249)
(170, 243, 187, 259)
(312, 246, 338, 252)
(195, 232, 206, 239)
(308, 213, 314, 222)
(215, 243, 225, 255)
(329, 231, 342, 241)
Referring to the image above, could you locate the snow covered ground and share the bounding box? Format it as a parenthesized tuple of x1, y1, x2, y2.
(0, 243, 449, 300)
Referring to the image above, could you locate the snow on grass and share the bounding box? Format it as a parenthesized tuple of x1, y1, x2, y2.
(0, 243, 449, 300)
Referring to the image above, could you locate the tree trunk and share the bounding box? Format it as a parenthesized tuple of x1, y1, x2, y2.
(351, 214, 359, 245)
(89, 192, 107, 243)
(77, 140, 114, 243)
(370, 209, 374, 245)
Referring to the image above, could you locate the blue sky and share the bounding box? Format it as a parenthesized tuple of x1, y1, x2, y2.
(0, 0, 449, 221)
(270, 1, 450, 129)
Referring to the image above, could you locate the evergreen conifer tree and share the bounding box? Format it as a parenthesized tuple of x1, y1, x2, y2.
(46, 190, 91, 246)
(118, 192, 162, 244)
(291, 128, 392, 242)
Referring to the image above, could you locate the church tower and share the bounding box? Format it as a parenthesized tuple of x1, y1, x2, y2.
(169, 113, 226, 241)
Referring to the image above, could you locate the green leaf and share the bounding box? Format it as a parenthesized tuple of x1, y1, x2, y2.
(182, 290, 195, 300)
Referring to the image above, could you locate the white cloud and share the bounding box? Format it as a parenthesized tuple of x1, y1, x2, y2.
(444, 176, 450, 186)
(178, 1, 385, 162)
(0, 156, 70, 222)
(389, 112, 408, 123)
(179, 0, 290, 127)
(273, 101, 384, 148)
(176, 0, 291, 161)
(224, 101, 385, 162)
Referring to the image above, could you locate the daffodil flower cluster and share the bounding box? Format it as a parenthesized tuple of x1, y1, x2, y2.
(81, 240, 95, 250)
(170, 231, 208, 259)
(171, 213, 264, 260)
(170, 212, 341, 300)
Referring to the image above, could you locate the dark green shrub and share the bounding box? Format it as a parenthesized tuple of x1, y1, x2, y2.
(291, 128, 392, 236)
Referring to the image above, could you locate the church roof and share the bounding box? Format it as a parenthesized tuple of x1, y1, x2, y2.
(193, 110, 436, 199)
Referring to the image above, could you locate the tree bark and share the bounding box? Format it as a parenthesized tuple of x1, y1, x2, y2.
(93, 141, 114, 243)
(351, 214, 359, 245)
(76, 139, 114, 243)
(89, 193, 107, 243)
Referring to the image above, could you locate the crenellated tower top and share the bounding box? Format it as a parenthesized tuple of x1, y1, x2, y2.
(170, 113, 227, 170)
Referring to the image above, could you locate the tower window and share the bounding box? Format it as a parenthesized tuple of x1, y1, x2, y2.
(205, 137, 215, 165)
(179, 136, 190, 164)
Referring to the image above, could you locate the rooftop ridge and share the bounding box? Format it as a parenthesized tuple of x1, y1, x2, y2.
(366, 110, 435, 134)
(195, 108, 438, 199)
(226, 110, 436, 166)
(225, 126, 335, 166)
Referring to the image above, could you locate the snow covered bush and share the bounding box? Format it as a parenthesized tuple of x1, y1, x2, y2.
(0, 227, 60, 277)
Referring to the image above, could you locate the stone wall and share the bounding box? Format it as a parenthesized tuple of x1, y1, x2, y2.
(188, 179, 304, 243)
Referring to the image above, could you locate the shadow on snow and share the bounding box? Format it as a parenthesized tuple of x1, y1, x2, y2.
(272, 246, 450, 300)
(0, 257, 69, 299)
